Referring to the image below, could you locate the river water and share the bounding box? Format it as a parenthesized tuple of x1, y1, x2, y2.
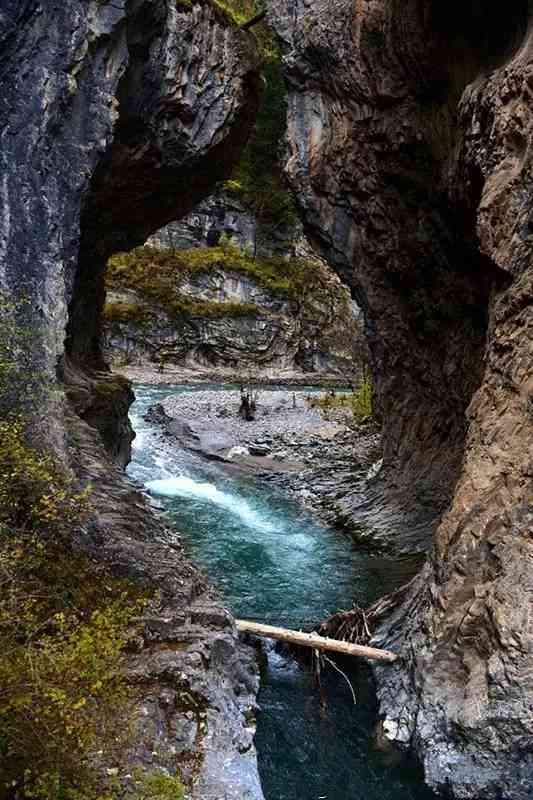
(127, 384, 434, 800)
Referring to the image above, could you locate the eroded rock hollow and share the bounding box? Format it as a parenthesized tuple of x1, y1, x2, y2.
(267, 0, 533, 796)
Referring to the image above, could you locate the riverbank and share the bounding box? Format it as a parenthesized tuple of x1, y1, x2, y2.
(128, 384, 435, 800)
(116, 363, 354, 388)
(144, 384, 383, 538)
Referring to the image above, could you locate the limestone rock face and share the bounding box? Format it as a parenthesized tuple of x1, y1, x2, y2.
(1, 1, 263, 796)
(146, 189, 302, 259)
(105, 272, 362, 378)
(104, 230, 363, 378)
(267, 0, 533, 796)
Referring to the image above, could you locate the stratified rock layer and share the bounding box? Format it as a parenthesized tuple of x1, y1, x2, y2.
(267, 0, 533, 796)
(1, 1, 263, 796)
(103, 246, 363, 378)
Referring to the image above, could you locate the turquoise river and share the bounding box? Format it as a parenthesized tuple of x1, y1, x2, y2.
(127, 384, 435, 800)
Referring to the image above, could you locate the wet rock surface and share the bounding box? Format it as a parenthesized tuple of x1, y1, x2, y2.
(266, 0, 533, 796)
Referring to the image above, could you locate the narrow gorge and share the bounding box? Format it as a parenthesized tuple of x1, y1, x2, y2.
(0, 1, 532, 800)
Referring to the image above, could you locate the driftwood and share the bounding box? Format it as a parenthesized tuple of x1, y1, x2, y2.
(316, 576, 419, 650)
(238, 383, 258, 421)
(316, 604, 372, 645)
(236, 619, 398, 663)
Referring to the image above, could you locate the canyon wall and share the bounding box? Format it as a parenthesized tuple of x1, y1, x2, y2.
(104, 263, 362, 377)
(1, 1, 265, 796)
(267, 0, 533, 796)
(103, 196, 364, 377)
(146, 189, 302, 258)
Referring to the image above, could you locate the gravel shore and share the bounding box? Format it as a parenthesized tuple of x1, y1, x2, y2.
(161, 388, 345, 444)
(118, 364, 352, 388)
(149, 387, 383, 532)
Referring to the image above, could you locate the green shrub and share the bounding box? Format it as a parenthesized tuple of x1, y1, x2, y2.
(0, 299, 153, 799)
(0, 420, 148, 800)
(311, 375, 374, 423)
(0, 417, 87, 530)
(350, 375, 373, 422)
(131, 770, 185, 800)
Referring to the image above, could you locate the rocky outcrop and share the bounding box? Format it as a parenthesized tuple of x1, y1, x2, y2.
(1, 1, 264, 796)
(267, 0, 533, 797)
(103, 247, 363, 378)
(266, 0, 497, 550)
(146, 188, 305, 259)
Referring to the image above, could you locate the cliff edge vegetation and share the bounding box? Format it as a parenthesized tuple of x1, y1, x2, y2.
(103, 244, 364, 376)
(220, 1, 296, 226)
(0, 312, 183, 800)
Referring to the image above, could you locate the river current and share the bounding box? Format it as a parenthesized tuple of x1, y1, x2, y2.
(127, 384, 434, 800)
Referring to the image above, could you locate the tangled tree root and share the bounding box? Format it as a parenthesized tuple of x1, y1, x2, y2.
(316, 605, 372, 645)
(316, 575, 418, 647)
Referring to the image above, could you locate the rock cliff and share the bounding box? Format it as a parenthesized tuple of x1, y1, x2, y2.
(103, 202, 364, 378)
(1, 1, 264, 796)
(267, 0, 533, 796)
(146, 188, 302, 258)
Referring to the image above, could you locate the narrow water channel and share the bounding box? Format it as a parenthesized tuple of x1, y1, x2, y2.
(128, 384, 435, 800)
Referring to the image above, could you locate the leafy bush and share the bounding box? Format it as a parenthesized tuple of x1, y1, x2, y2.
(0, 418, 85, 530)
(0, 420, 147, 800)
(311, 375, 374, 423)
(350, 375, 373, 422)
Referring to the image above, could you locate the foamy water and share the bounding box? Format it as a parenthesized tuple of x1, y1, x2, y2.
(146, 475, 276, 533)
(127, 384, 435, 800)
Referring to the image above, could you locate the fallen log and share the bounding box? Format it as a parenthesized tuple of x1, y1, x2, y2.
(236, 619, 398, 663)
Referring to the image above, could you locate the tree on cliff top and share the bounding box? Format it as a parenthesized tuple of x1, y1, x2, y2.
(223, 2, 297, 226)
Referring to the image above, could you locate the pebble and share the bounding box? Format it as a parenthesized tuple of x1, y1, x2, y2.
(162, 388, 329, 444)
(249, 443, 271, 456)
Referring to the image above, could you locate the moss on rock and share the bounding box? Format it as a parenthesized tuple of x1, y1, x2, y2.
(106, 244, 327, 304)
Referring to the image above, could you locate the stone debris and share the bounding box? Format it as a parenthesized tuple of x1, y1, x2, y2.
(154, 387, 382, 532)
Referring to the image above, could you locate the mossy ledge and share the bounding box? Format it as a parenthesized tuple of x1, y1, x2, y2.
(106, 245, 331, 308)
(103, 243, 364, 376)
